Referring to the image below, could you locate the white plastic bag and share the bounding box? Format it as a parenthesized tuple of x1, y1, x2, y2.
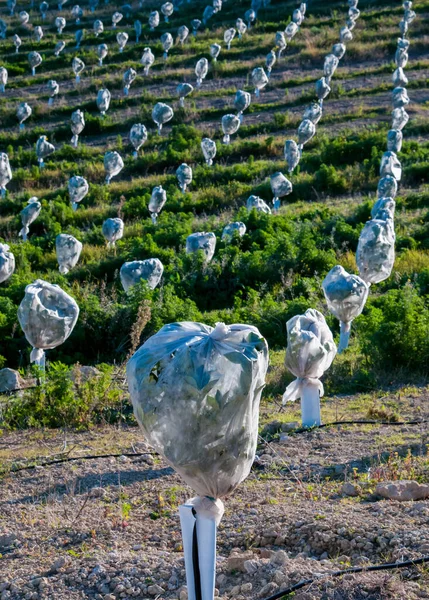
(36, 135, 55, 166)
(177, 25, 189, 45)
(356, 219, 395, 284)
(54, 41, 66, 56)
(210, 43, 221, 61)
(222, 221, 246, 242)
(129, 123, 147, 157)
(392, 67, 408, 87)
(102, 217, 124, 246)
(161, 1, 173, 21)
(224, 27, 235, 50)
(176, 163, 192, 193)
(68, 175, 89, 210)
(201, 138, 216, 166)
(0, 67, 7, 92)
(117, 31, 129, 52)
(0, 153, 12, 197)
(177, 83, 193, 107)
(104, 151, 124, 184)
(283, 309, 336, 427)
(141, 48, 155, 75)
(149, 10, 159, 30)
(186, 232, 216, 261)
(392, 86, 409, 108)
(120, 259, 164, 292)
(270, 171, 292, 210)
(56, 233, 82, 273)
(56, 16, 66, 33)
(387, 129, 402, 153)
(246, 195, 271, 214)
(195, 58, 208, 87)
(152, 102, 174, 134)
(251, 67, 268, 96)
(284, 139, 300, 173)
(332, 42, 346, 59)
(324, 54, 339, 81)
(123, 67, 136, 95)
(161, 32, 173, 58)
(221, 114, 240, 144)
(149, 185, 167, 223)
(303, 102, 322, 124)
(72, 57, 85, 82)
(112, 11, 122, 27)
(297, 119, 315, 149)
(322, 265, 368, 353)
(380, 151, 402, 181)
(378, 175, 398, 199)
(97, 43, 108, 65)
(392, 107, 409, 130)
(234, 90, 251, 120)
(18, 279, 79, 366)
(19, 197, 41, 241)
(28, 51, 42, 75)
(371, 197, 395, 221)
(97, 88, 111, 115)
(0, 244, 15, 283)
(93, 19, 103, 35)
(70, 109, 85, 147)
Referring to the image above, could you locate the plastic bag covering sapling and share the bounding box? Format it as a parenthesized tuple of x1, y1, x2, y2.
(213, 0, 222, 13)
(17, 102, 32, 128)
(112, 11, 123, 27)
(117, 31, 128, 52)
(275, 31, 286, 58)
(210, 43, 221, 61)
(387, 129, 403, 153)
(236, 18, 247, 39)
(378, 175, 398, 199)
(149, 185, 167, 223)
(297, 119, 315, 149)
(13, 35, 21, 54)
(395, 48, 408, 69)
(120, 259, 164, 292)
(339, 26, 353, 43)
(55, 16, 66, 33)
(348, 7, 360, 21)
(393, 67, 408, 87)
(93, 19, 103, 35)
(245, 8, 255, 27)
(332, 42, 346, 59)
(0, 68, 7, 93)
(54, 41, 66, 56)
(201, 138, 216, 166)
(270, 171, 292, 210)
(68, 175, 88, 210)
(70, 109, 85, 146)
(129, 123, 147, 156)
(28, 51, 42, 75)
(19, 197, 41, 240)
(56, 234, 82, 274)
(380, 151, 402, 181)
(177, 83, 194, 107)
(161, 1, 173, 21)
(97, 88, 111, 115)
(371, 197, 395, 221)
(397, 38, 410, 51)
(126, 321, 269, 499)
(234, 90, 251, 118)
(356, 219, 395, 284)
(102, 217, 124, 246)
(324, 54, 339, 81)
(303, 102, 322, 125)
(392, 107, 409, 131)
(36, 136, 55, 166)
(399, 19, 408, 37)
(292, 8, 303, 25)
(141, 48, 155, 75)
(252, 67, 268, 96)
(221, 114, 240, 144)
(195, 58, 208, 87)
(97, 43, 108, 66)
(18, 279, 79, 365)
(72, 57, 85, 82)
(284, 139, 300, 173)
(285, 21, 298, 41)
(222, 221, 246, 242)
(152, 102, 174, 134)
(192, 19, 202, 34)
(266, 51, 276, 76)
(0, 244, 15, 283)
(322, 266, 368, 353)
(135, 20, 142, 42)
(177, 25, 189, 44)
(203, 6, 214, 24)
(75, 29, 83, 48)
(392, 86, 409, 108)
(246, 195, 271, 214)
(404, 7, 416, 22)
(176, 163, 192, 193)
(224, 28, 235, 50)
(104, 151, 124, 184)
(47, 79, 59, 98)
(186, 232, 216, 262)
(33, 25, 43, 42)
(282, 308, 336, 406)
(123, 68, 136, 95)
(72, 5, 83, 23)
(316, 77, 331, 102)
(0, 153, 12, 196)
(149, 11, 159, 30)
(19, 10, 29, 24)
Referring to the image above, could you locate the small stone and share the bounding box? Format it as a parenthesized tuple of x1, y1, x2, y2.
(132, 544, 143, 551)
(270, 550, 287, 566)
(376, 481, 429, 501)
(226, 552, 254, 573)
(241, 583, 252, 593)
(259, 582, 278, 597)
(179, 588, 188, 600)
(103, 595, 115, 600)
(279, 433, 289, 443)
(90, 487, 106, 498)
(243, 560, 260, 575)
(341, 482, 360, 497)
(148, 584, 164, 595)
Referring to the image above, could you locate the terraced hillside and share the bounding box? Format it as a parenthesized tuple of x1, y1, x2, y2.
(0, 0, 427, 390)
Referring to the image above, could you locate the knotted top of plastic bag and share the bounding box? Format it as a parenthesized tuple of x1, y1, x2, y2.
(0, 243, 15, 284)
(120, 258, 164, 292)
(322, 265, 368, 326)
(283, 309, 336, 403)
(18, 279, 79, 352)
(126, 321, 269, 498)
(356, 219, 395, 284)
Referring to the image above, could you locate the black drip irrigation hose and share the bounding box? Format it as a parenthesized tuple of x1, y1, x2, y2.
(290, 419, 429, 435)
(262, 555, 429, 600)
(3, 451, 159, 474)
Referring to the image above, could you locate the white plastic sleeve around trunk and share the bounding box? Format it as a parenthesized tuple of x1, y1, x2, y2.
(301, 382, 321, 428)
(179, 504, 197, 600)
